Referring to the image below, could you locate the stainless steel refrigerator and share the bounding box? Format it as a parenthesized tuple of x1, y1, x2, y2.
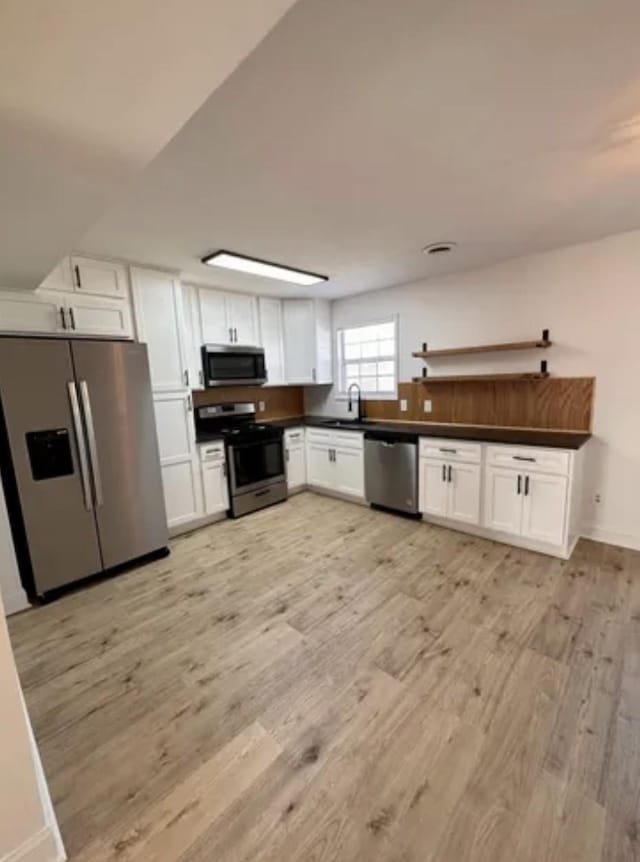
(0, 337, 168, 598)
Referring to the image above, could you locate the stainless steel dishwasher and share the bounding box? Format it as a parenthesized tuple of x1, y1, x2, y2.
(364, 430, 420, 516)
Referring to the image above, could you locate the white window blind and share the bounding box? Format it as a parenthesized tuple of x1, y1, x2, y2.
(337, 319, 397, 396)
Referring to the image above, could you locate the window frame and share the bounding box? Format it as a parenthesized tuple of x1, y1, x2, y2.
(335, 315, 399, 400)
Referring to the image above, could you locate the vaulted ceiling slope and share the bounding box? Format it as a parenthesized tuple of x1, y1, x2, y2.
(0, 0, 298, 289)
(81, 0, 640, 298)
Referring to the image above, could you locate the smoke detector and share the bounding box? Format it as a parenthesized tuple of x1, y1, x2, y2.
(422, 242, 456, 256)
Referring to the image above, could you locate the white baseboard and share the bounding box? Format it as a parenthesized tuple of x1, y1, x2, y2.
(1, 827, 62, 862)
(581, 524, 640, 552)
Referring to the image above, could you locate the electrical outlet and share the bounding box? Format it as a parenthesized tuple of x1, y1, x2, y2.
(258, 401, 266, 412)
(400, 399, 408, 412)
(423, 399, 432, 413)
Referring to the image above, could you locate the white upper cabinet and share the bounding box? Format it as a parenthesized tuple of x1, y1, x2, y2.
(199, 288, 258, 346)
(259, 297, 285, 385)
(0, 290, 66, 334)
(181, 284, 204, 389)
(282, 298, 332, 384)
(131, 268, 188, 392)
(70, 256, 129, 298)
(227, 292, 258, 345)
(65, 294, 133, 339)
(199, 289, 229, 344)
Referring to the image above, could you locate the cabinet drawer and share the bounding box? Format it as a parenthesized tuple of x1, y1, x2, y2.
(331, 430, 364, 450)
(486, 445, 570, 476)
(419, 437, 481, 464)
(306, 428, 332, 445)
(284, 427, 305, 445)
(199, 441, 225, 462)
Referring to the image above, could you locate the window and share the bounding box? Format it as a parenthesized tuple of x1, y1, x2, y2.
(337, 318, 397, 397)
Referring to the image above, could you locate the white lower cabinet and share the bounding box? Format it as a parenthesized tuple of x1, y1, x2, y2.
(305, 429, 364, 499)
(419, 459, 449, 518)
(200, 441, 229, 516)
(419, 457, 481, 524)
(284, 428, 306, 491)
(449, 462, 482, 525)
(521, 473, 568, 546)
(483, 467, 522, 535)
(419, 437, 581, 559)
(484, 466, 569, 547)
(153, 392, 202, 529)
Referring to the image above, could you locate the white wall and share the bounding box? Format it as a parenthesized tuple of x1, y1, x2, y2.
(0, 476, 29, 615)
(0, 585, 64, 861)
(306, 229, 640, 551)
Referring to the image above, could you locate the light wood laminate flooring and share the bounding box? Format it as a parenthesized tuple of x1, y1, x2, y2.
(8, 492, 640, 861)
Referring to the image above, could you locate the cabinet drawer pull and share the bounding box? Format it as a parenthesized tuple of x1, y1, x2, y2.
(524, 475, 530, 496)
(517, 475, 522, 495)
(447, 465, 452, 482)
(442, 464, 446, 482)
(74, 264, 82, 288)
(68, 307, 76, 330)
(513, 455, 536, 462)
(439, 447, 457, 454)
(59, 307, 67, 330)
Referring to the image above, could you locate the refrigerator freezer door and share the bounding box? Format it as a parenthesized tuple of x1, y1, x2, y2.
(71, 340, 168, 569)
(0, 338, 103, 593)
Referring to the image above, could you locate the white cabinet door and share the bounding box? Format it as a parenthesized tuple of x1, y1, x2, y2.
(521, 473, 568, 546)
(202, 463, 229, 515)
(181, 284, 204, 389)
(334, 448, 364, 499)
(0, 290, 65, 334)
(448, 463, 481, 525)
(484, 467, 522, 536)
(306, 443, 334, 490)
(199, 288, 230, 345)
(131, 269, 188, 392)
(153, 393, 201, 527)
(70, 256, 129, 298)
(161, 461, 201, 529)
(283, 299, 315, 383)
(286, 445, 306, 490)
(419, 458, 449, 517)
(259, 298, 285, 384)
(228, 293, 258, 345)
(66, 295, 133, 338)
(313, 299, 333, 384)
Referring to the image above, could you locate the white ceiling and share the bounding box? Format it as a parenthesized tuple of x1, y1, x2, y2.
(81, 0, 640, 299)
(0, 0, 297, 289)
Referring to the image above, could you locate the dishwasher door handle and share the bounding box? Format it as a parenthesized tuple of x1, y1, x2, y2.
(381, 441, 395, 448)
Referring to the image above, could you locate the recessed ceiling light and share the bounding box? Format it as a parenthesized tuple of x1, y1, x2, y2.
(201, 250, 328, 286)
(423, 242, 456, 255)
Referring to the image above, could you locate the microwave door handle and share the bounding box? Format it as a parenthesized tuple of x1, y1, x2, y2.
(79, 380, 104, 508)
(67, 382, 93, 511)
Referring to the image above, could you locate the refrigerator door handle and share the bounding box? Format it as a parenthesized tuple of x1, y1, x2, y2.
(67, 382, 93, 511)
(79, 380, 104, 508)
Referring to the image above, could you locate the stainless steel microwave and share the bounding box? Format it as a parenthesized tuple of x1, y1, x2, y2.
(201, 344, 267, 387)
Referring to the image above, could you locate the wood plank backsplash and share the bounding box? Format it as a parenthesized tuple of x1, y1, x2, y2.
(364, 377, 595, 431)
(192, 385, 304, 420)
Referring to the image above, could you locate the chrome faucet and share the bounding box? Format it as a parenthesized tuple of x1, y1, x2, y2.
(347, 382, 365, 422)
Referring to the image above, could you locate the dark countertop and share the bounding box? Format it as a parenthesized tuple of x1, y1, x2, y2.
(266, 416, 591, 450)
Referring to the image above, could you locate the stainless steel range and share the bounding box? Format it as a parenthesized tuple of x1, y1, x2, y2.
(194, 402, 287, 517)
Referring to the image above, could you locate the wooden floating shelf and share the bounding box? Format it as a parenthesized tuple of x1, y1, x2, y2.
(412, 338, 551, 359)
(412, 372, 550, 384)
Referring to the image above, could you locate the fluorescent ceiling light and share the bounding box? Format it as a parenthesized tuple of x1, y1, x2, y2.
(201, 250, 328, 286)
